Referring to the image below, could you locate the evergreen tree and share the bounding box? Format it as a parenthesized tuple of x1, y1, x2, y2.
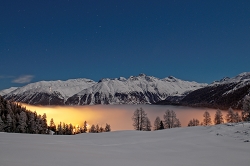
(82, 121, 88, 133)
(159, 121, 164, 130)
(96, 124, 99, 133)
(17, 111, 27, 133)
(27, 112, 36, 133)
(57, 122, 63, 135)
(49, 118, 56, 132)
(203, 111, 212, 126)
(242, 95, 250, 121)
(226, 108, 235, 123)
(214, 109, 224, 125)
(89, 124, 96, 133)
(0, 116, 4, 131)
(41, 113, 47, 134)
(234, 112, 242, 123)
(6, 114, 13, 132)
(69, 124, 74, 135)
(105, 123, 111, 132)
(99, 126, 104, 132)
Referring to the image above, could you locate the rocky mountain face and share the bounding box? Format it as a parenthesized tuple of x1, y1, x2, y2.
(0, 74, 207, 105)
(179, 72, 250, 109)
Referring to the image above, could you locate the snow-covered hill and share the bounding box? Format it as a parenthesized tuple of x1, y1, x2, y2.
(0, 87, 18, 96)
(0, 123, 249, 166)
(4, 79, 96, 105)
(181, 72, 250, 109)
(2, 74, 207, 105)
(66, 74, 207, 105)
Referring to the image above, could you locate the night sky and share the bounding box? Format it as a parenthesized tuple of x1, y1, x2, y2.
(1, 0, 250, 90)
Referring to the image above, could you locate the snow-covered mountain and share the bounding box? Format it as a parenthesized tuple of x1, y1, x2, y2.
(66, 74, 207, 105)
(180, 72, 250, 109)
(3, 79, 96, 105)
(2, 74, 207, 105)
(0, 87, 18, 96)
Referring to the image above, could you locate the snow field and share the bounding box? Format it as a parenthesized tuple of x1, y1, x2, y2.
(0, 122, 249, 166)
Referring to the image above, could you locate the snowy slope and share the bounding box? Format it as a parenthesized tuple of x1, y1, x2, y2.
(0, 122, 249, 166)
(4, 79, 96, 105)
(66, 74, 207, 105)
(181, 72, 250, 109)
(212, 72, 250, 90)
(0, 87, 18, 96)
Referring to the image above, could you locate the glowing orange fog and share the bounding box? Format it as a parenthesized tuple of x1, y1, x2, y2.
(21, 103, 233, 131)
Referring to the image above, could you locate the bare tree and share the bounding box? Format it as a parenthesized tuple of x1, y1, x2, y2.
(163, 110, 181, 129)
(188, 118, 200, 127)
(203, 111, 212, 126)
(132, 108, 148, 131)
(154, 116, 161, 130)
(214, 109, 224, 125)
(144, 117, 151, 131)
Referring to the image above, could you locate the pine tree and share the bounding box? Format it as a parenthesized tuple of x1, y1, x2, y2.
(105, 123, 111, 132)
(89, 124, 96, 133)
(159, 121, 164, 130)
(226, 108, 235, 123)
(69, 124, 74, 135)
(27, 112, 36, 133)
(82, 121, 88, 133)
(57, 122, 63, 135)
(17, 111, 27, 133)
(41, 113, 47, 134)
(49, 118, 56, 132)
(96, 124, 99, 133)
(0, 116, 4, 131)
(99, 126, 104, 132)
(214, 109, 224, 125)
(234, 112, 242, 123)
(203, 111, 212, 126)
(242, 95, 250, 121)
(6, 114, 13, 132)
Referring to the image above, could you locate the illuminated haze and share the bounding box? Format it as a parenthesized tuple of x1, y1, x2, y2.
(21, 104, 232, 131)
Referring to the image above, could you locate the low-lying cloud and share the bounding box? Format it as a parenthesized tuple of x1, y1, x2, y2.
(12, 75, 34, 84)
(21, 104, 224, 131)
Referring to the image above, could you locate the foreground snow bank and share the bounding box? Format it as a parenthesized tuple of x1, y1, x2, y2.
(0, 123, 249, 166)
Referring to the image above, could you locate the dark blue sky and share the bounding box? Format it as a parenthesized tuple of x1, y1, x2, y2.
(1, 0, 250, 90)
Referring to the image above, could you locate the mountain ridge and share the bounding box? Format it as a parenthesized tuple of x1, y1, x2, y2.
(1, 74, 207, 105)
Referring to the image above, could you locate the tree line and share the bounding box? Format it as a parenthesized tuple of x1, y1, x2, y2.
(132, 95, 250, 130)
(0, 95, 111, 135)
(49, 119, 111, 135)
(188, 95, 250, 127)
(132, 108, 181, 131)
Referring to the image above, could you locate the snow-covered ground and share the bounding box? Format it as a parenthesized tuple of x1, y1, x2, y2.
(0, 123, 249, 166)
